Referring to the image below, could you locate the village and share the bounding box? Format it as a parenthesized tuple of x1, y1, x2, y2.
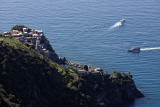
(2, 27, 56, 62)
(2, 27, 102, 76)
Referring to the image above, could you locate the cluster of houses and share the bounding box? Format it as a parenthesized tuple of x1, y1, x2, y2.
(3, 28, 51, 59)
(66, 61, 102, 76)
(78, 67, 102, 76)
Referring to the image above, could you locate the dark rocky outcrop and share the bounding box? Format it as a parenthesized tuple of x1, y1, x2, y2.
(79, 73, 144, 107)
(39, 35, 60, 63)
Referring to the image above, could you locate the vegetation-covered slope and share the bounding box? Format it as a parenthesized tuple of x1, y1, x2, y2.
(0, 37, 143, 107)
(0, 37, 93, 107)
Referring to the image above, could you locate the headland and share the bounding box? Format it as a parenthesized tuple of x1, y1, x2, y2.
(0, 25, 144, 107)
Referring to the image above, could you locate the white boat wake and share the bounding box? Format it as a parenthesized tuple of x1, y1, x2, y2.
(109, 21, 122, 30)
(108, 19, 126, 30)
(141, 47, 160, 51)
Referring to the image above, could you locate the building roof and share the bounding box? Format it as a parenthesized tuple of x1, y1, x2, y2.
(36, 40, 40, 42)
(33, 34, 38, 36)
(13, 37, 19, 40)
(26, 37, 32, 39)
(12, 34, 20, 37)
(94, 68, 101, 72)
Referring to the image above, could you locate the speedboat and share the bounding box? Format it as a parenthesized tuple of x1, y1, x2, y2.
(128, 47, 140, 53)
(120, 19, 126, 24)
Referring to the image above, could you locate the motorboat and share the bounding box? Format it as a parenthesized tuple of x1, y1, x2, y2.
(120, 19, 126, 24)
(128, 47, 140, 53)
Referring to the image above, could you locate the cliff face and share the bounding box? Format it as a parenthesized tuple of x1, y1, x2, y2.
(101, 78, 144, 106)
(79, 73, 144, 107)
(39, 35, 60, 63)
(0, 37, 144, 107)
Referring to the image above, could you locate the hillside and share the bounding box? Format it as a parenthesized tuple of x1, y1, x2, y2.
(0, 37, 144, 107)
(0, 37, 92, 107)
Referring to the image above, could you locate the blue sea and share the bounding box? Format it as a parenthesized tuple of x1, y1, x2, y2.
(0, 0, 160, 106)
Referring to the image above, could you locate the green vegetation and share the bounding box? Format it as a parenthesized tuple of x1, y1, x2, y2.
(127, 72, 133, 78)
(0, 37, 92, 107)
(99, 69, 103, 72)
(11, 25, 31, 32)
(113, 71, 133, 79)
(0, 36, 140, 107)
(113, 71, 121, 77)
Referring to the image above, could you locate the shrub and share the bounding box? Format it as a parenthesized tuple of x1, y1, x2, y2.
(113, 71, 121, 77)
(11, 25, 31, 32)
(84, 65, 88, 71)
(127, 72, 133, 78)
(122, 73, 128, 78)
(100, 69, 103, 72)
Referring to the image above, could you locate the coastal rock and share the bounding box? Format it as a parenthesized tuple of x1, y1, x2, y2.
(99, 79, 144, 106)
(40, 35, 63, 64)
(81, 73, 144, 107)
(135, 88, 145, 98)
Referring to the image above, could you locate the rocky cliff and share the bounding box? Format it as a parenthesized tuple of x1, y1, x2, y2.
(78, 72, 144, 107)
(39, 35, 65, 64)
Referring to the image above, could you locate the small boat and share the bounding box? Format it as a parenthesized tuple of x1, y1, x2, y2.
(120, 19, 126, 24)
(128, 47, 140, 53)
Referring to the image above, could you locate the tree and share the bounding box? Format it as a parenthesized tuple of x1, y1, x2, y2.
(113, 71, 121, 77)
(84, 65, 88, 71)
(63, 57, 66, 62)
(11, 25, 31, 32)
(127, 72, 133, 78)
(100, 69, 103, 72)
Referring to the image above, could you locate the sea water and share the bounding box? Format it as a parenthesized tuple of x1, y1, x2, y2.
(0, 0, 160, 106)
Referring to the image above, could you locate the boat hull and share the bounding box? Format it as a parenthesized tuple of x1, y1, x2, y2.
(128, 47, 140, 53)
